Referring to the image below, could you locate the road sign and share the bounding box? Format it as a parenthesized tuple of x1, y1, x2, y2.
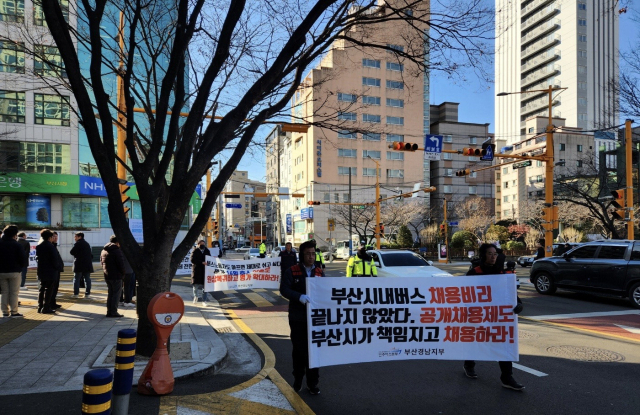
(225, 203, 242, 209)
(448, 221, 459, 226)
(513, 160, 532, 169)
(328, 219, 335, 232)
(481, 143, 494, 161)
(423, 135, 443, 161)
(353, 205, 366, 209)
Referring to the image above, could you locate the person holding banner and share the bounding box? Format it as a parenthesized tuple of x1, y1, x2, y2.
(280, 240, 324, 395)
(463, 243, 524, 391)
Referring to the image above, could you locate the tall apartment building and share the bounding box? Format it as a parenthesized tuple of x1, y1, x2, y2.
(428, 102, 495, 218)
(222, 170, 266, 247)
(495, 0, 619, 143)
(279, 1, 430, 247)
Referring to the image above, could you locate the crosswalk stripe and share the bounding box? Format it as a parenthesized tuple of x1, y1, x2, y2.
(223, 290, 238, 294)
(513, 363, 548, 377)
(242, 292, 272, 308)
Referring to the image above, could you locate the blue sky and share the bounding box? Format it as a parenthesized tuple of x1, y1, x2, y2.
(235, 6, 640, 182)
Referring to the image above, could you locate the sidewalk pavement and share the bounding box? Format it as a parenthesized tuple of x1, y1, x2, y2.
(0, 282, 228, 396)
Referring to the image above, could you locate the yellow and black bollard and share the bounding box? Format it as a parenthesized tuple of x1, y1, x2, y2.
(112, 328, 137, 415)
(82, 368, 113, 415)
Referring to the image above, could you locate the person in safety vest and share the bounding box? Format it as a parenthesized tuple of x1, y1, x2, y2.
(279, 240, 324, 395)
(463, 243, 524, 392)
(259, 242, 266, 258)
(346, 247, 377, 277)
(309, 239, 325, 269)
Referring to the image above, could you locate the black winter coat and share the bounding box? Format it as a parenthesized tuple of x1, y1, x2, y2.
(278, 249, 298, 276)
(100, 243, 126, 280)
(466, 263, 522, 310)
(0, 235, 28, 273)
(280, 262, 324, 322)
(70, 238, 94, 273)
(36, 241, 64, 281)
(190, 246, 210, 285)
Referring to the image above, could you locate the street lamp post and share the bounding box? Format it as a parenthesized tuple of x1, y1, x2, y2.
(497, 85, 567, 257)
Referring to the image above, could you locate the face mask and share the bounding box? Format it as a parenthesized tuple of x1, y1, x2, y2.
(199, 245, 205, 250)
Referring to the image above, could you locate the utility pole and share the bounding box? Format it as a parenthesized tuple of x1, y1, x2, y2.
(626, 119, 635, 239)
(349, 168, 353, 257)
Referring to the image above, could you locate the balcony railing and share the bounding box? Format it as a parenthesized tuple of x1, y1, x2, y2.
(521, 81, 562, 103)
(522, 34, 561, 60)
(521, 64, 560, 88)
(522, 5, 560, 32)
(521, 49, 560, 74)
(521, 97, 560, 117)
(521, 19, 560, 47)
(521, 0, 555, 19)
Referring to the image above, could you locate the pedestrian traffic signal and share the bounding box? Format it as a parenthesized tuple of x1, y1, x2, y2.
(391, 141, 419, 151)
(610, 189, 626, 220)
(455, 169, 470, 177)
(308, 201, 321, 205)
(439, 224, 447, 238)
(119, 182, 131, 215)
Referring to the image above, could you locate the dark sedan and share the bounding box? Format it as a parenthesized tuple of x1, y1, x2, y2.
(529, 240, 640, 308)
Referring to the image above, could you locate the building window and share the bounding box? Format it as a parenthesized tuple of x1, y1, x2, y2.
(578, 113, 588, 121)
(468, 156, 478, 161)
(294, 138, 302, 149)
(0, 0, 24, 23)
(338, 166, 356, 176)
(363, 167, 378, 177)
(34, 93, 70, 126)
(363, 150, 380, 159)
(578, 19, 587, 26)
(577, 145, 583, 152)
(0, 141, 70, 174)
(387, 151, 404, 161)
(503, 195, 509, 202)
(579, 35, 587, 42)
(386, 169, 404, 178)
(362, 77, 381, 87)
(386, 62, 403, 72)
(386, 98, 404, 108)
(362, 58, 380, 68)
(338, 148, 356, 158)
(536, 160, 543, 167)
(503, 167, 508, 174)
(504, 209, 511, 217)
(578, 50, 587, 58)
(334, 193, 340, 203)
(559, 143, 565, 151)
(577, 160, 583, 167)
(363, 132, 381, 141)
(337, 92, 357, 102)
(443, 153, 452, 160)
(469, 137, 477, 145)
(62, 197, 100, 228)
(578, 66, 587, 74)
(338, 130, 357, 139)
(386, 134, 404, 142)
(34, 44, 67, 78)
(338, 112, 357, 121)
(504, 182, 509, 189)
(578, 3, 586, 10)
(536, 175, 543, 182)
(386, 116, 404, 125)
(363, 113, 381, 123)
(470, 171, 477, 178)
(443, 185, 452, 194)
(528, 127, 534, 133)
(578, 81, 587, 90)
(496, 199, 501, 206)
(443, 135, 453, 143)
(469, 186, 477, 195)
(579, 98, 587, 106)
(0, 90, 25, 123)
(386, 80, 404, 90)
(324, 193, 330, 203)
(362, 95, 380, 105)
(34, 0, 68, 26)
(343, 193, 350, 203)
(386, 44, 404, 53)
(444, 168, 453, 177)
(0, 41, 25, 73)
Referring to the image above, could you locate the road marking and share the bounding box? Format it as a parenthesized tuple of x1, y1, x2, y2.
(223, 290, 238, 294)
(513, 363, 548, 377)
(614, 324, 640, 335)
(243, 292, 272, 308)
(527, 310, 640, 320)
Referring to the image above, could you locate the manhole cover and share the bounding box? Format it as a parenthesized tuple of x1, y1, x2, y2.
(518, 330, 539, 339)
(215, 326, 234, 333)
(547, 346, 625, 362)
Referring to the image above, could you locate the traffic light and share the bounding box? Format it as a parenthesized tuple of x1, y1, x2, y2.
(541, 206, 559, 230)
(379, 223, 385, 237)
(462, 147, 481, 156)
(308, 201, 321, 205)
(611, 189, 626, 220)
(455, 169, 470, 177)
(439, 224, 447, 238)
(119, 182, 131, 215)
(212, 220, 219, 239)
(391, 141, 419, 151)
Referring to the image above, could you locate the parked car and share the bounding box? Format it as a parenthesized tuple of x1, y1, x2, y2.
(518, 243, 582, 267)
(322, 247, 337, 261)
(236, 247, 250, 256)
(367, 250, 453, 278)
(270, 245, 290, 258)
(244, 247, 261, 260)
(529, 240, 640, 308)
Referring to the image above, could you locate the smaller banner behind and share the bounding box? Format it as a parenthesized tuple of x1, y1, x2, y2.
(307, 275, 519, 368)
(205, 257, 281, 291)
(175, 254, 192, 275)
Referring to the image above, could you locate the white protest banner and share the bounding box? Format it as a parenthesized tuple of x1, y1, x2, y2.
(307, 275, 519, 368)
(175, 254, 192, 275)
(205, 257, 281, 291)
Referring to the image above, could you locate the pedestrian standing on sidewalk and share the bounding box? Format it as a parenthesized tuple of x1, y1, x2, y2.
(463, 243, 524, 391)
(17, 232, 30, 289)
(190, 240, 210, 305)
(70, 232, 93, 298)
(49, 232, 64, 310)
(100, 235, 126, 318)
(36, 229, 63, 314)
(0, 225, 28, 317)
(280, 240, 324, 395)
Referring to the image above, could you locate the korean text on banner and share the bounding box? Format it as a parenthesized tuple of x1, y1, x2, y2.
(306, 275, 519, 368)
(175, 254, 192, 275)
(205, 257, 281, 291)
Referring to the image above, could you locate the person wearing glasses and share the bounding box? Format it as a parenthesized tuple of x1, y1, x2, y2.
(464, 243, 524, 391)
(280, 240, 324, 396)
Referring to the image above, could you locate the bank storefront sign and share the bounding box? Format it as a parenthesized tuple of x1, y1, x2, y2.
(0, 173, 79, 194)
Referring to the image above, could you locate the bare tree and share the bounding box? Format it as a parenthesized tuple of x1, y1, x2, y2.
(35, 0, 494, 355)
(451, 196, 493, 240)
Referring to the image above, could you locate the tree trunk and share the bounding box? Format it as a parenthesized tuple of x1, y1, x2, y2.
(135, 243, 173, 357)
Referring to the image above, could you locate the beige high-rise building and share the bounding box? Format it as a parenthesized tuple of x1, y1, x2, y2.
(281, 1, 431, 247)
(495, 0, 619, 144)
